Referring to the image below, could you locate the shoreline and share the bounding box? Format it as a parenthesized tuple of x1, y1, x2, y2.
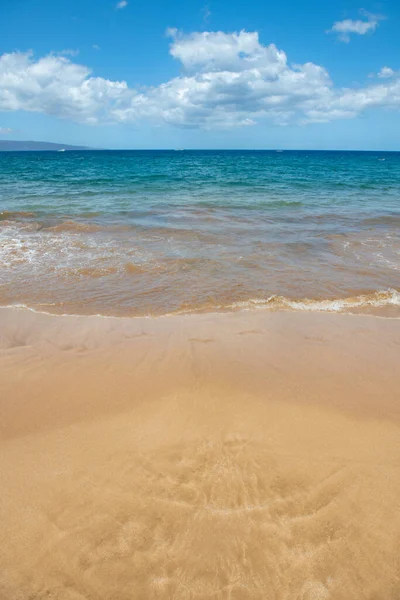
(1, 285, 400, 323)
(1, 307, 399, 598)
(2, 301, 400, 343)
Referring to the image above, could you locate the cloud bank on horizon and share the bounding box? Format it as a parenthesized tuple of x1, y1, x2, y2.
(0, 29, 399, 130)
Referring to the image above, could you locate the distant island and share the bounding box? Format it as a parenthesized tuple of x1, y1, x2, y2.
(0, 140, 93, 151)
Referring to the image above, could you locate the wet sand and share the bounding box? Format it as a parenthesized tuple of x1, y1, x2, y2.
(0, 307, 399, 599)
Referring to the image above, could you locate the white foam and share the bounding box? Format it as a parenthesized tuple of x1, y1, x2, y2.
(229, 289, 400, 313)
(2, 289, 400, 320)
(0, 224, 152, 283)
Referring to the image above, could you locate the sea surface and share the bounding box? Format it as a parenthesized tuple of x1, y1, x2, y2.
(1, 149, 399, 317)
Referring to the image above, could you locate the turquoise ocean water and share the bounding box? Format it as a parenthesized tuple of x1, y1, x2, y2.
(1, 150, 399, 316)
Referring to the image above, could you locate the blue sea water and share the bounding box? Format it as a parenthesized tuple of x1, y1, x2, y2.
(0, 150, 399, 316)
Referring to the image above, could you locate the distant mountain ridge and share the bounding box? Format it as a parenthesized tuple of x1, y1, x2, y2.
(0, 140, 93, 151)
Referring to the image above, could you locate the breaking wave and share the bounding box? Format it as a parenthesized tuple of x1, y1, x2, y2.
(227, 289, 400, 313)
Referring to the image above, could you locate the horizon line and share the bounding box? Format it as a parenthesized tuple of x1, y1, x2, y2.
(0, 142, 399, 153)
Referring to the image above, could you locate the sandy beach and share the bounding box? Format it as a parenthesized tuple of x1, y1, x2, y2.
(0, 307, 399, 599)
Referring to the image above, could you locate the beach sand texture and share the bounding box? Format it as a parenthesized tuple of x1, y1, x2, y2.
(0, 308, 399, 599)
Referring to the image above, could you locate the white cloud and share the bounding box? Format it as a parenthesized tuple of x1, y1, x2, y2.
(168, 30, 288, 73)
(202, 4, 211, 24)
(0, 51, 129, 124)
(116, 0, 128, 9)
(58, 49, 80, 57)
(92, 44, 101, 51)
(0, 31, 399, 130)
(328, 12, 383, 42)
(377, 66, 396, 78)
(0, 127, 14, 134)
(369, 66, 399, 79)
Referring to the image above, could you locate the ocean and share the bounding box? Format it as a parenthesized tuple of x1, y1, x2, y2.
(1, 149, 399, 316)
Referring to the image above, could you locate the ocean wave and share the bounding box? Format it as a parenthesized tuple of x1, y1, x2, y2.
(44, 221, 102, 233)
(0, 223, 153, 276)
(0, 210, 36, 221)
(227, 289, 400, 312)
(3, 289, 400, 319)
(193, 199, 303, 210)
(362, 215, 400, 227)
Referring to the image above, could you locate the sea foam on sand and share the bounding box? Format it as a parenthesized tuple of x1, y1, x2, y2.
(0, 307, 399, 599)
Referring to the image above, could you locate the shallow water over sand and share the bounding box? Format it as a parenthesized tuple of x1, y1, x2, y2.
(1, 150, 399, 316)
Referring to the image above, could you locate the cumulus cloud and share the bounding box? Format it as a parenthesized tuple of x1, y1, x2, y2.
(0, 51, 130, 125)
(116, 1, 128, 9)
(328, 12, 383, 42)
(0, 127, 14, 134)
(369, 66, 399, 79)
(168, 29, 288, 72)
(0, 31, 399, 129)
(377, 66, 396, 78)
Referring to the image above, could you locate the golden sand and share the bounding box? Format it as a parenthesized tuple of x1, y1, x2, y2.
(0, 308, 399, 599)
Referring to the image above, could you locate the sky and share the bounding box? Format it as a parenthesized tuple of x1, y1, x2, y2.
(0, 0, 399, 149)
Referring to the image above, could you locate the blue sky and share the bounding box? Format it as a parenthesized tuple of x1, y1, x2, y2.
(0, 0, 399, 149)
